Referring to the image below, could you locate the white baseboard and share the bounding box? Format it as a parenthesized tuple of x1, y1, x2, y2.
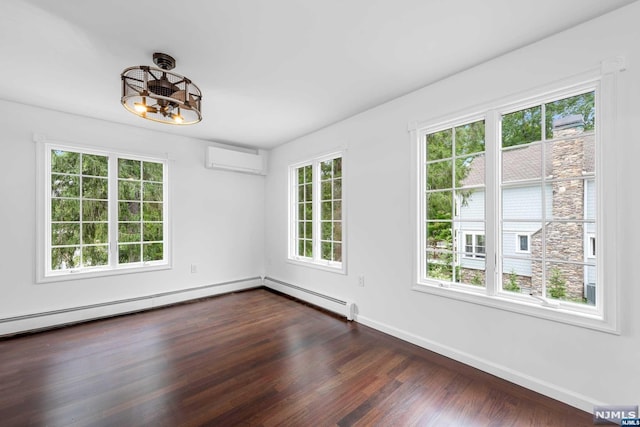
(263, 277, 350, 319)
(355, 314, 603, 414)
(0, 277, 262, 337)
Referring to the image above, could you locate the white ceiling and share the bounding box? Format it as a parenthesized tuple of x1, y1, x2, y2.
(0, 0, 635, 149)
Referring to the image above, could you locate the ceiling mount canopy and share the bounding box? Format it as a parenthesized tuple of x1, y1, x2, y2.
(121, 52, 202, 125)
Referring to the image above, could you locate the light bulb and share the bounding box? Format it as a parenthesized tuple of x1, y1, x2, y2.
(134, 103, 147, 113)
(173, 114, 184, 124)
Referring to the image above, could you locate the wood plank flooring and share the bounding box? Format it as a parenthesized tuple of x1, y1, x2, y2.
(0, 288, 594, 426)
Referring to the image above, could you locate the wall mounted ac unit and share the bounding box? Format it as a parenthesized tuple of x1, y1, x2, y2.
(205, 146, 267, 175)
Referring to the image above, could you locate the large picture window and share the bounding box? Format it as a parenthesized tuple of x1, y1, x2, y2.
(289, 152, 344, 272)
(415, 73, 619, 332)
(41, 143, 169, 280)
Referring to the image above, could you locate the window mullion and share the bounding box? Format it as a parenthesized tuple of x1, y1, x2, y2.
(108, 155, 118, 267)
(313, 160, 321, 263)
(485, 110, 499, 296)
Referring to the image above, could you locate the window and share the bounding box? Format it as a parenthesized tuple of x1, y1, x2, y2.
(289, 152, 344, 271)
(587, 234, 596, 258)
(414, 65, 621, 332)
(515, 234, 530, 253)
(41, 143, 169, 280)
(464, 233, 486, 259)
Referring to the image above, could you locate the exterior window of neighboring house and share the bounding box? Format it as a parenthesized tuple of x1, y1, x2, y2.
(289, 152, 344, 272)
(415, 64, 622, 332)
(515, 234, 530, 253)
(40, 143, 169, 281)
(464, 233, 486, 259)
(587, 234, 596, 258)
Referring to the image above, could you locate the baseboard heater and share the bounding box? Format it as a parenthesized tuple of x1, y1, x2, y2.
(263, 277, 355, 320)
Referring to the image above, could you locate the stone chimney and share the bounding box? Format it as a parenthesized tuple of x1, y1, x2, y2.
(531, 114, 586, 299)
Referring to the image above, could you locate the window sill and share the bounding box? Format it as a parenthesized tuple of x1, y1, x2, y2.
(37, 263, 171, 284)
(287, 257, 346, 275)
(412, 281, 618, 334)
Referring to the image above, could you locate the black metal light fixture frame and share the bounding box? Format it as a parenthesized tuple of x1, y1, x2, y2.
(121, 53, 202, 125)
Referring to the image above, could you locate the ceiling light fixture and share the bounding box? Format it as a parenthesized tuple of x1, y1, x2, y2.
(121, 52, 202, 125)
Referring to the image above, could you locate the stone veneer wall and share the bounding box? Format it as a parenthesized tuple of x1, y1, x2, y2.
(530, 129, 592, 301)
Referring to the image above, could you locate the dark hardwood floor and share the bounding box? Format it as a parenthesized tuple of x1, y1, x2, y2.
(0, 288, 593, 426)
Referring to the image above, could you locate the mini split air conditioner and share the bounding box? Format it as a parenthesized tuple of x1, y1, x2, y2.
(205, 146, 267, 175)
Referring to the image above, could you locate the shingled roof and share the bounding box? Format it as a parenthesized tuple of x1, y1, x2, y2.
(462, 133, 595, 186)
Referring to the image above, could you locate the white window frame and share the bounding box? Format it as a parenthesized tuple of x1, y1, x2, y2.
(410, 60, 622, 334)
(463, 232, 486, 259)
(36, 138, 171, 283)
(288, 151, 346, 274)
(515, 233, 531, 254)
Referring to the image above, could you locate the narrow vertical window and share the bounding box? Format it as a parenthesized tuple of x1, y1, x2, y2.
(50, 150, 109, 270)
(118, 158, 165, 265)
(424, 120, 485, 286)
(290, 152, 344, 271)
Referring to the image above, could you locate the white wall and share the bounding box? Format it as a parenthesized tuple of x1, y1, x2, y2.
(264, 2, 640, 411)
(0, 101, 265, 333)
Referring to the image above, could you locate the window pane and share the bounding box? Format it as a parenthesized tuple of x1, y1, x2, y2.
(519, 235, 529, 251)
(51, 174, 79, 198)
(119, 159, 141, 179)
(304, 184, 313, 201)
(143, 182, 163, 202)
(502, 105, 542, 147)
(334, 221, 342, 241)
(51, 150, 80, 174)
(51, 223, 80, 246)
(321, 242, 332, 260)
(321, 160, 332, 180)
(333, 201, 341, 219)
(545, 91, 595, 140)
(321, 181, 332, 200)
(82, 177, 108, 199)
(502, 144, 542, 184)
(51, 199, 80, 222)
(333, 243, 342, 262)
(82, 200, 108, 222)
(143, 223, 163, 242)
(426, 191, 453, 220)
(544, 222, 586, 263)
(119, 181, 141, 201)
(304, 240, 313, 257)
(321, 221, 332, 240)
(119, 244, 141, 264)
(458, 261, 485, 287)
(119, 223, 141, 243)
(82, 154, 108, 177)
(426, 160, 452, 190)
(502, 267, 529, 293)
(304, 165, 312, 183)
(305, 221, 313, 239)
(143, 243, 163, 261)
(455, 120, 485, 156)
(426, 256, 453, 281)
(334, 178, 342, 199)
(427, 222, 452, 250)
(321, 201, 332, 220)
(82, 223, 108, 244)
(545, 262, 587, 304)
(333, 158, 342, 178)
(143, 162, 163, 182)
(304, 202, 313, 220)
(426, 129, 452, 161)
(51, 246, 80, 270)
(83, 245, 109, 266)
(143, 202, 163, 221)
(119, 201, 141, 221)
(456, 154, 484, 188)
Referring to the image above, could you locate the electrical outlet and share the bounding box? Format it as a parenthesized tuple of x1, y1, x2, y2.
(190, 264, 198, 274)
(358, 275, 365, 287)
